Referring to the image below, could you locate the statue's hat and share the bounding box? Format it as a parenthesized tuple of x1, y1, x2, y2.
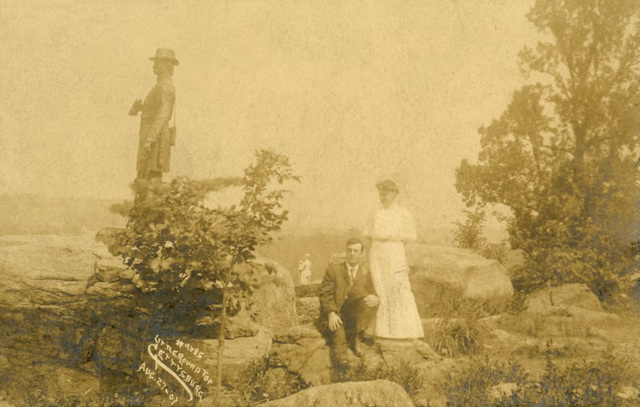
(149, 48, 179, 65)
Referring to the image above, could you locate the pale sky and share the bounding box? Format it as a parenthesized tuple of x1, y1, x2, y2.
(0, 0, 537, 233)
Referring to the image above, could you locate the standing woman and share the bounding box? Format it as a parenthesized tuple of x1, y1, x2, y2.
(298, 253, 313, 285)
(363, 179, 424, 339)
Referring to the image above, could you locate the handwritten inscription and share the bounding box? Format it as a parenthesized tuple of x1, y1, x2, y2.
(137, 361, 179, 405)
(138, 335, 213, 403)
(175, 339, 204, 359)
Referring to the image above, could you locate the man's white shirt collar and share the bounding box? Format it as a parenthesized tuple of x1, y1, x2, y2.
(347, 263, 359, 275)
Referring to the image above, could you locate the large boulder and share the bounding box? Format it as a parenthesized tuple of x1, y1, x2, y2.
(259, 379, 414, 407)
(406, 244, 514, 315)
(524, 283, 619, 325)
(249, 257, 299, 331)
(526, 283, 603, 313)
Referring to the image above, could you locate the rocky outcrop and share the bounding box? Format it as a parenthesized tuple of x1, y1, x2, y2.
(269, 324, 451, 405)
(86, 254, 146, 389)
(0, 234, 105, 401)
(0, 234, 301, 403)
(188, 327, 273, 388)
(271, 324, 330, 386)
(259, 379, 415, 407)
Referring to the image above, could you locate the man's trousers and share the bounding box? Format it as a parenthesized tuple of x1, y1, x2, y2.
(329, 297, 377, 360)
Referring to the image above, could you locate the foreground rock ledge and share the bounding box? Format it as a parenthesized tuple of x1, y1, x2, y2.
(258, 379, 414, 407)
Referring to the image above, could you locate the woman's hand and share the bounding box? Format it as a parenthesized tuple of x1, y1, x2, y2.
(363, 295, 380, 307)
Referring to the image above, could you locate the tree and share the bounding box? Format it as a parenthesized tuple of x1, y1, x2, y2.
(453, 207, 510, 264)
(455, 0, 640, 297)
(110, 150, 299, 396)
(453, 207, 487, 252)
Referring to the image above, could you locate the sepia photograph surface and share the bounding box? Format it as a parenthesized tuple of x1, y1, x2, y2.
(1, 0, 639, 406)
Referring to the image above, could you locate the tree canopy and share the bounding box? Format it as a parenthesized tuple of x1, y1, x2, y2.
(455, 0, 640, 296)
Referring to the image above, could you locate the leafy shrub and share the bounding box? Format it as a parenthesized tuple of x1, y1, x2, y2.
(109, 150, 299, 393)
(445, 350, 639, 407)
(232, 355, 308, 406)
(453, 208, 510, 265)
(445, 357, 530, 407)
(453, 208, 487, 253)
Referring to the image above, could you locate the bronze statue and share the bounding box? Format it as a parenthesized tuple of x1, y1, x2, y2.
(129, 48, 178, 180)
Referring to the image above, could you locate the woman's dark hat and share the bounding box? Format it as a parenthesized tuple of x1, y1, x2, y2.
(149, 48, 179, 65)
(376, 179, 399, 193)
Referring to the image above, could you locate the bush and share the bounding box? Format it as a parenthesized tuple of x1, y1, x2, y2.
(453, 208, 510, 265)
(425, 317, 485, 357)
(109, 150, 299, 394)
(445, 357, 530, 407)
(412, 279, 490, 357)
(445, 349, 639, 407)
(231, 355, 308, 406)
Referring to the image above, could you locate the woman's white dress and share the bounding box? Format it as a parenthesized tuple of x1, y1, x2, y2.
(364, 204, 424, 339)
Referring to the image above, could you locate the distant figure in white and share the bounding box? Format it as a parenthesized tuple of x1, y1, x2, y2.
(298, 253, 312, 285)
(363, 179, 424, 339)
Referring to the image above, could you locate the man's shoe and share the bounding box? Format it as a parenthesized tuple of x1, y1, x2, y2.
(338, 358, 351, 370)
(353, 334, 364, 357)
(362, 335, 375, 347)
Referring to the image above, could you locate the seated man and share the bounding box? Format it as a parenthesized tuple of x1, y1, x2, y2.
(319, 237, 379, 368)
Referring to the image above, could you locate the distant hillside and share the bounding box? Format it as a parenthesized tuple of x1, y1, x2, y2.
(0, 194, 125, 236)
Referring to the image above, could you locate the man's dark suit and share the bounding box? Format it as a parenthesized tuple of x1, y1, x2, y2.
(319, 261, 377, 361)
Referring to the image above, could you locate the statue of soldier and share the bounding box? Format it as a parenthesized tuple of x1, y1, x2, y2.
(129, 48, 179, 180)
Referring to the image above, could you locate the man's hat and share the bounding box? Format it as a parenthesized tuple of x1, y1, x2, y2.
(149, 48, 179, 65)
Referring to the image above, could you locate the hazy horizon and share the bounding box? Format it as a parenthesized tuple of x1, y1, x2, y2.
(1, 0, 537, 233)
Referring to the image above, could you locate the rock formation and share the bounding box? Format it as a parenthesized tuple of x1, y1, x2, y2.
(257, 379, 415, 407)
(0, 234, 299, 403)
